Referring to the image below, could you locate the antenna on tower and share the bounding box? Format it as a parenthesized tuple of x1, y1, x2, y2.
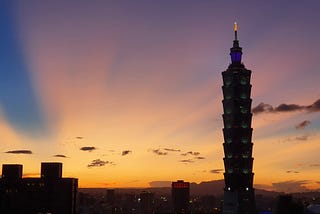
(234, 22, 238, 41)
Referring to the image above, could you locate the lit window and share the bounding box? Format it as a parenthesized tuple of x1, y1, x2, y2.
(246, 187, 249, 191)
(225, 94, 232, 100)
(240, 93, 247, 99)
(225, 78, 232, 86)
(241, 121, 248, 128)
(240, 106, 248, 114)
(242, 154, 248, 158)
(241, 138, 248, 144)
(243, 169, 249, 174)
(228, 168, 233, 173)
(226, 123, 232, 128)
(240, 77, 247, 85)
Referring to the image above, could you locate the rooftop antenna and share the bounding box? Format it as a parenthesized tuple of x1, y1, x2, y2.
(234, 22, 238, 41)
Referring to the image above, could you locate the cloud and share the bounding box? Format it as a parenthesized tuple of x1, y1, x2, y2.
(252, 98, 320, 115)
(87, 159, 114, 168)
(53, 154, 68, 158)
(286, 170, 300, 173)
(306, 99, 320, 112)
(295, 120, 311, 129)
(76, 136, 83, 139)
(80, 146, 96, 152)
(121, 150, 132, 156)
(149, 181, 171, 187)
(181, 151, 200, 156)
(282, 134, 310, 143)
(195, 156, 205, 160)
(5, 150, 32, 154)
(252, 103, 273, 114)
(179, 159, 194, 163)
(210, 169, 223, 174)
(151, 149, 168, 156)
(295, 135, 308, 141)
(272, 180, 310, 193)
(274, 104, 304, 112)
(310, 164, 320, 167)
(163, 148, 181, 152)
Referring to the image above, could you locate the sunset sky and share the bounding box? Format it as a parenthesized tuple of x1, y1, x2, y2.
(0, 1, 319, 192)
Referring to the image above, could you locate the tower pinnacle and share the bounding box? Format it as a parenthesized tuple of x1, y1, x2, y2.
(221, 22, 256, 214)
(234, 22, 238, 41)
(230, 22, 242, 64)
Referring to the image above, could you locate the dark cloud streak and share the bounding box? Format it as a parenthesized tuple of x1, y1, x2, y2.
(252, 98, 320, 115)
(80, 146, 96, 152)
(181, 151, 200, 156)
(210, 169, 223, 174)
(53, 154, 68, 158)
(151, 149, 168, 156)
(195, 156, 205, 160)
(295, 135, 308, 141)
(295, 120, 311, 129)
(164, 148, 181, 152)
(5, 150, 32, 154)
(122, 150, 132, 156)
(179, 159, 194, 163)
(87, 159, 114, 168)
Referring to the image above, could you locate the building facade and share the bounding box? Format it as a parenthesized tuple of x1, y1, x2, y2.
(221, 23, 256, 214)
(172, 180, 190, 214)
(0, 162, 78, 214)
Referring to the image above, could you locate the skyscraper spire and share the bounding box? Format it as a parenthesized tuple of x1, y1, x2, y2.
(234, 22, 238, 41)
(230, 22, 242, 64)
(221, 22, 256, 214)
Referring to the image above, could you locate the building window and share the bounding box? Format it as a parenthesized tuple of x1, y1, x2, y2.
(240, 77, 247, 85)
(240, 106, 248, 114)
(241, 138, 248, 144)
(228, 168, 233, 173)
(225, 78, 232, 86)
(226, 122, 232, 128)
(241, 121, 248, 128)
(225, 108, 232, 114)
(240, 93, 247, 99)
(243, 169, 249, 174)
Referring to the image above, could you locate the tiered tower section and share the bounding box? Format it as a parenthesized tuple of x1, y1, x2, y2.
(222, 23, 255, 214)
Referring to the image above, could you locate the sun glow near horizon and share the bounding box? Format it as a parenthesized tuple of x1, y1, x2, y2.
(0, 1, 319, 192)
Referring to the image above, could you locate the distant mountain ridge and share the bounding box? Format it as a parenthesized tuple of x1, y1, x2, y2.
(79, 180, 287, 197)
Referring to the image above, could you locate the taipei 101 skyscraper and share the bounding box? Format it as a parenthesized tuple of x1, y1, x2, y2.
(222, 23, 256, 214)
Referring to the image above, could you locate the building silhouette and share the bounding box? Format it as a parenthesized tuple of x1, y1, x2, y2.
(0, 162, 78, 214)
(221, 23, 256, 213)
(276, 195, 304, 214)
(139, 191, 154, 214)
(172, 180, 190, 214)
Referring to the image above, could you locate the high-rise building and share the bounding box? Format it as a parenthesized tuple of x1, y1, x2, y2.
(172, 180, 190, 214)
(0, 164, 24, 213)
(221, 23, 256, 213)
(139, 191, 154, 214)
(0, 162, 78, 214)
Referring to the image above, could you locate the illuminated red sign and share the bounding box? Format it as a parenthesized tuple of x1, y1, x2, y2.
(172, 182, 189, 189)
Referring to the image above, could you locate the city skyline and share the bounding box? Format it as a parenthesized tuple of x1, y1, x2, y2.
(0, 1, 320, 191)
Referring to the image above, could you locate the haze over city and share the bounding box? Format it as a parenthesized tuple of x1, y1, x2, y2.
(0, 0, 319, 192)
